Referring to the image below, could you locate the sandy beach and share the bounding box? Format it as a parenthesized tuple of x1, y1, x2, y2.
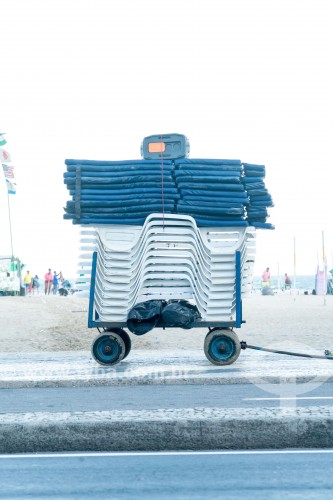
(0, 291, 332, 354)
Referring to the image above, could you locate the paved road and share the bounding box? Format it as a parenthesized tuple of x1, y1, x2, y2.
(0, 381, 332, 413)
(0, 450, 332, 499)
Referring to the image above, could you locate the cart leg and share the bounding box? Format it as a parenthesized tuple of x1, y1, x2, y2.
(204, 328, 241, 366)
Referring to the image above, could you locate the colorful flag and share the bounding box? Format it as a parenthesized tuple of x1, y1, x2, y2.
(5, 179, 16, 194)
(0, 149, 11, 163)
(0, 134, 6, 146)
(2, 164, 14, 178)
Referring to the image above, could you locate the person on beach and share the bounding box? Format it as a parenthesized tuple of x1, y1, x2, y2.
(44, 269, 53, 295)
(284, 273, 291, 290)
(23, 271, 32, 296)
(32, 275, 40, 295)
(262, 267, 270, 284)
(52, 271, 62, 295)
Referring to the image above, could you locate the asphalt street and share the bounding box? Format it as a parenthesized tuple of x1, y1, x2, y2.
(0, 450, 332, 499)
(0, 381, 332, 413)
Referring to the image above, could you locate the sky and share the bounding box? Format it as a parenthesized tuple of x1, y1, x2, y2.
(0, 0, 333, 280)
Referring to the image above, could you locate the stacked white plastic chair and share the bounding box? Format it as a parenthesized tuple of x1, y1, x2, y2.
(77, 213, 256, 323)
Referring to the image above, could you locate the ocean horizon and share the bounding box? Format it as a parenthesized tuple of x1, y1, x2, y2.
(253, 275, 317, 291)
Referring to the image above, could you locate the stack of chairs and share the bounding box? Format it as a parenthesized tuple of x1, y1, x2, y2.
(63, 156, 274, 324)
(77, 214, 256, 323)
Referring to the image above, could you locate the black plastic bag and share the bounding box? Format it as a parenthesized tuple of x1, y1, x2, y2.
(127, 300, 165, 335)
(161, 300, 201, 329)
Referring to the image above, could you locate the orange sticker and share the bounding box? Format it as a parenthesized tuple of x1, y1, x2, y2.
(148, 142, 166, 153)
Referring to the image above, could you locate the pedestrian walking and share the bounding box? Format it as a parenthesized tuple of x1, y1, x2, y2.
(284, 273, 291, 290)
(23, 271, 32, 296)
(52, 271, 62, 295)
(262, 267, 271, 285)
(32, 275, 40, 295)
(44, 269, 53, 295)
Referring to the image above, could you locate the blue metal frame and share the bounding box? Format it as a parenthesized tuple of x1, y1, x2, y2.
(88, 251, 98, 328)
(88, 249, 244, 329)
(235, 250, 243, 327)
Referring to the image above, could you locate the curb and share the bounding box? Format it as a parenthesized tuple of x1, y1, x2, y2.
(1, 407, 333, 453)
(1, 374, 332, 389)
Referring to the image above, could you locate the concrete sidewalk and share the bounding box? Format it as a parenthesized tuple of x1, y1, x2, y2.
(0, 349, 332, 388)
(0, 350, 332, 452)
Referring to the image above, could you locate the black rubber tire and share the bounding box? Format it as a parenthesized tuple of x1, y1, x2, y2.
(204, 329, 241, 366)
(105, 328, 131, 360)
(91, 332, 126, 366)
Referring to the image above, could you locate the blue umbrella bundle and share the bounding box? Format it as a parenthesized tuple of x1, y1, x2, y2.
(173, 158, 248, 227)
(241, 163, 274, 229)
(63, 159, 176, 225)
(63, 158, 274, 229)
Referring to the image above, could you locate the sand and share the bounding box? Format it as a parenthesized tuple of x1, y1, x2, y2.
(0, 291, 332, 354)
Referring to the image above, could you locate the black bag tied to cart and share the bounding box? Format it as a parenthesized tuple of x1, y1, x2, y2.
(161, 300, 201, 329)
(127, 299, 201, 335)
(127, 300, 166, 335)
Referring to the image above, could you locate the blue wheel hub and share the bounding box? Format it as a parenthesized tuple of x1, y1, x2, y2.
(209, 336, 236, 362)
(93, 335, 122, 365)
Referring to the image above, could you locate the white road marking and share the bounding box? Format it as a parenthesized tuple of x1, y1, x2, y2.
(1, 450, 333, 459)
(244, 396, 333, 401)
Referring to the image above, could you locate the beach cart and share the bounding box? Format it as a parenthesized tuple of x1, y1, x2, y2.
(78, 215, 256, 366)
(63, 133, 273, 366)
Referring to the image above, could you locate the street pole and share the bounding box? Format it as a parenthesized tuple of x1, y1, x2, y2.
(293, 236, 296, 291)
(322, 230, 326, 306)
(7, 191, 14, 259)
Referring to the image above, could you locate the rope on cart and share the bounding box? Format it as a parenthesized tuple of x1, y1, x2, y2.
(240, 341, 333, 360)
(160, 134, 165, 228)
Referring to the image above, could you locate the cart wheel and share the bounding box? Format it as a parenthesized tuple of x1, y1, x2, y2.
(91, 332, 125, 366)
(105, 328, 131, 360)
(204, 329, 241, 366)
